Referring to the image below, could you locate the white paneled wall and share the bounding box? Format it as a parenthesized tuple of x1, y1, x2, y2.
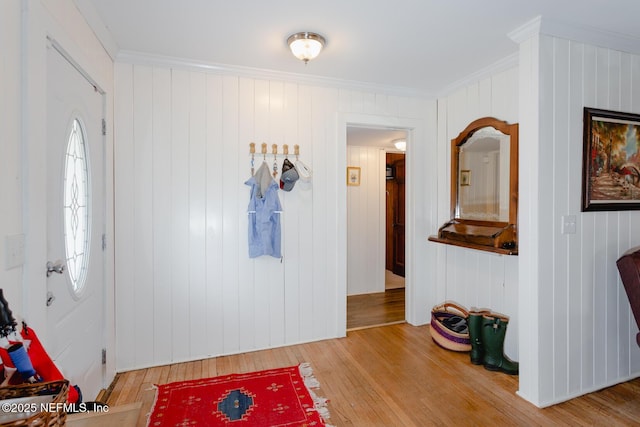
(114, 62, 435, 371)
(347, 146, 386, 295)
(435, 67, 520, 360)
(0, 1, 23, 317)
(518, 33, 640, 407)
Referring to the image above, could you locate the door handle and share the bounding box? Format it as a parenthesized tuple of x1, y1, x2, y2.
(46, 260, 65, 277)
(46, 291, 55, 307)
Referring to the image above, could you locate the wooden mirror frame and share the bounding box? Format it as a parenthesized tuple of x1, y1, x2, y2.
(429, 117, 519, 255)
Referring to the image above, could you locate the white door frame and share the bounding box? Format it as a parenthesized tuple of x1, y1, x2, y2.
(337, 113, 423, 334)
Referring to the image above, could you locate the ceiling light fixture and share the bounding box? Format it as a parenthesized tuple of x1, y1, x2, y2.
(287, 32, 326, 64)
(393, 139, 407, 152)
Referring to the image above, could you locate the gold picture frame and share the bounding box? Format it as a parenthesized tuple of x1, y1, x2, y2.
(460, 169, 471, 186)
(347, 166, 361, 186)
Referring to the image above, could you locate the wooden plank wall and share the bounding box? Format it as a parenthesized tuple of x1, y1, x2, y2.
(113, 62, 433, 371)
(436, 67, 520, 360)
(519, 34, 640, 407)
(346, 146, 386, 296)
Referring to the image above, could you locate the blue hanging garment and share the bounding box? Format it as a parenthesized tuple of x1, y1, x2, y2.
(245, 162, 282, 258)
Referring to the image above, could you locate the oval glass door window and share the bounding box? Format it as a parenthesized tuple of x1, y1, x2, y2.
(63, 118, 91, 296)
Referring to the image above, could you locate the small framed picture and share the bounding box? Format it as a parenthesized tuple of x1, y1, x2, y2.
(347, 166, 361, 186)
(460, 169, 471, 186)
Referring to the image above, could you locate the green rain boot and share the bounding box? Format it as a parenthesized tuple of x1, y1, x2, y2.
(468, 308, 490, 365)
(481, 313, 519, 375)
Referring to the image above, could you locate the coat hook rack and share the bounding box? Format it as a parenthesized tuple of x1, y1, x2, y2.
(249, 143, 301, 157)
(248, 142, 302, 175)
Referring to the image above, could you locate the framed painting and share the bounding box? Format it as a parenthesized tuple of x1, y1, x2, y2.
(582, 107, 640, 211)
(346, 166, 361, 186)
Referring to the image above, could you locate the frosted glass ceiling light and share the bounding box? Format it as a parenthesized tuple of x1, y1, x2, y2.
(393, 139, 407, 152)
(287, 32, 326, 64)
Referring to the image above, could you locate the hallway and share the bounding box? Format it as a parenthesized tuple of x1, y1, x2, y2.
(347, 270, 405, 330)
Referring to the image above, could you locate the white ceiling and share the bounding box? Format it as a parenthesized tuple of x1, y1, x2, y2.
(347, 127, 407, 152)
(78, 0, 640, 97)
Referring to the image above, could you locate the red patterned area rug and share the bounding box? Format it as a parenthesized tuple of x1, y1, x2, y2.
(147, 363, 332, 426)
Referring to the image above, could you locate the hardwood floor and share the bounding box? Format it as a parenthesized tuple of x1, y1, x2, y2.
(385, 269, 405, 290)
(347, 288, 405, 330)
(106, 323, 640, 426)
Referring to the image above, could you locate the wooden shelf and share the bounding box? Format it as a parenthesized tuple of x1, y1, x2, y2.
(428, 235, 517, 255)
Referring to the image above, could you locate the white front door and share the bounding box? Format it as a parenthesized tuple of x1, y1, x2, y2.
(45, 44, 105, 401)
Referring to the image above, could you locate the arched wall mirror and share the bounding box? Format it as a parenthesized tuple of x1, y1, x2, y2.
(429, 117, 519, 255)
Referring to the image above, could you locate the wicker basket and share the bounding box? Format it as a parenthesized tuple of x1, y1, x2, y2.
(0, 380, 69, 427)
(429, 301, 471, 352)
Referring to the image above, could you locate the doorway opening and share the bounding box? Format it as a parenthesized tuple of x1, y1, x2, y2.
(346, 126, 407, 330)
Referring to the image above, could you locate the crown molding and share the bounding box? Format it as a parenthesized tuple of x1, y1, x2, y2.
(116, 51, 432, 99)
(508, 16, 542, 44)
(437, 52, 519, 98)
(509, 15, 640, 56)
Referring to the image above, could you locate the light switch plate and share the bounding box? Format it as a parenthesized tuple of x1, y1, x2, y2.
(561, 215, 577, 235)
